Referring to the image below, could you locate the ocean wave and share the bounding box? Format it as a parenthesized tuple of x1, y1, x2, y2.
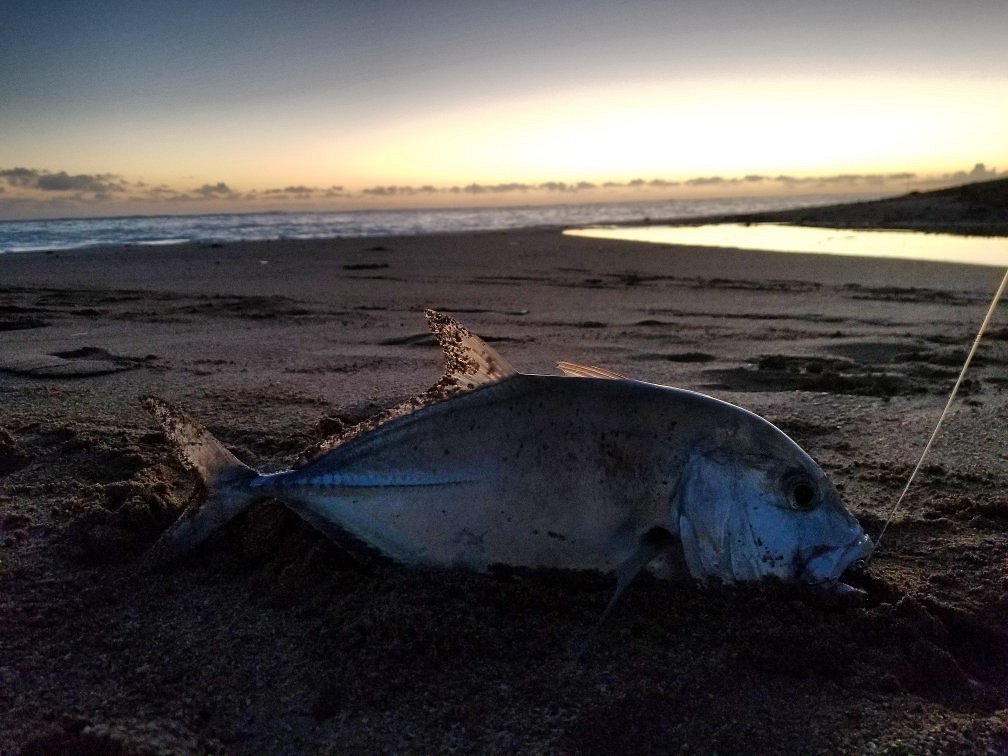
(0, 195, 869, 254)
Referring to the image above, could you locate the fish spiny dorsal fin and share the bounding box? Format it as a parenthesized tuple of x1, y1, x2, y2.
(297, 383, 459, 465)
(297, 311, 514, 465)
(425, 309, 517, 391)
(556, 360, 627, 380)
(299, 312, 515, 466)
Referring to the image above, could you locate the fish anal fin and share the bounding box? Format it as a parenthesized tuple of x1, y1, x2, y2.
(557, 360, 627, 380)
(425, 309, 517, 390)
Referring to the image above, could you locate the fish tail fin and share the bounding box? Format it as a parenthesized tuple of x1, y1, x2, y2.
(141, 396, 260, 566)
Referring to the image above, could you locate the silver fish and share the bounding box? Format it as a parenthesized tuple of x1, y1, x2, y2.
(143, 310, 872, 599)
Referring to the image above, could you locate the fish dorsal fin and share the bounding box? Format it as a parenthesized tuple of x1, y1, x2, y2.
(298, 311, 515, 466)
(425, 309, 517, 390)
(297, 382, 461, 465)
(556, 360, 627, 380)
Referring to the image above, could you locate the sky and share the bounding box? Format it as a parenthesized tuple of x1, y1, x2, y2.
(1, 0, 1007, 219)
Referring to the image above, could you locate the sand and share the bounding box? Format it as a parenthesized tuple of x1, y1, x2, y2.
(1, 226, 1007, 753)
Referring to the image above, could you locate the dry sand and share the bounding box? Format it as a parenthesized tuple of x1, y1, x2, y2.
(1, 226, 1007, 753)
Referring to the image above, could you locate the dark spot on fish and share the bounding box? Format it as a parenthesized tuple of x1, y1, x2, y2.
(547, 531, 566, 541)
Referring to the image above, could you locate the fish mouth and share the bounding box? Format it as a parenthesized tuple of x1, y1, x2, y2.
(798, 532, 874, 589)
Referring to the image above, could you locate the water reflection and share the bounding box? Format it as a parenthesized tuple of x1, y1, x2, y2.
(565, 223, 1008, 267)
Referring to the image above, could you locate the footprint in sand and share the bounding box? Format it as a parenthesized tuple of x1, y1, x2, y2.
(0, 346, 152, 378)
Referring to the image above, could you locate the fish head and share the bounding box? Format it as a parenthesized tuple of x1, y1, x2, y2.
(675, 413, 872, 590)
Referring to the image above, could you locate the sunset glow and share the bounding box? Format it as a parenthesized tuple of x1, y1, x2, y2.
(2, 1, 1006, 218)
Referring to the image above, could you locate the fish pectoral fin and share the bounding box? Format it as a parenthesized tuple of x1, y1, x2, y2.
(573, 526, 676, 661)
(556, 361, 627, 380)
(425, 309, 517, 390)
(610, 526, 678, 610)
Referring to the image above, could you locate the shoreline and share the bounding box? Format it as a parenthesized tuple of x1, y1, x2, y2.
(3, 178, 1006, 258)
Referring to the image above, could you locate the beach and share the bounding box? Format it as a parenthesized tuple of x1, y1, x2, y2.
(2, 227, 1007, 752)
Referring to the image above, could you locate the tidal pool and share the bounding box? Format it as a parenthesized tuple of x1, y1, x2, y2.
(565, 223, 1008, 268)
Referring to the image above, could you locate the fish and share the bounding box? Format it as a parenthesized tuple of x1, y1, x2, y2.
(142, 309, 872, 602)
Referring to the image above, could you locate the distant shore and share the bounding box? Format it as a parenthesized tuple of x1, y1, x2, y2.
(678, 176, 1008, 237)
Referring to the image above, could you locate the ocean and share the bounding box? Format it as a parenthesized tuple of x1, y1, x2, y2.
(0, 194, 866, 255)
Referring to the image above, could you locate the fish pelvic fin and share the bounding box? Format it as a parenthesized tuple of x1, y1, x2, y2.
(141, 396, 260, 567)
(425, 309, 517, 391)
(556, 360, 627, 380)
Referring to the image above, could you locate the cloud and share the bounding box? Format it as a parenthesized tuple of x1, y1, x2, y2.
(0, 167, 127, 194)
(140, 184, 183, 200)
(264, 185, 320, 198)
(967, 162, 998, 180)
(686, 176, 729, 187)
(362, 185, 399, 196)
(193, 182, 238, 199)
(2, 162, 1002, 221)
(941, 162, 1000, 183)
(0, 167, 40, 187)
(363, 184, 447, 196)
(457, 182, 531, 194)
(37, 171, 126, 193)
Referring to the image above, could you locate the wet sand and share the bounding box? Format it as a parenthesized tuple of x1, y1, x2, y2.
(2, 227, 1007, 752)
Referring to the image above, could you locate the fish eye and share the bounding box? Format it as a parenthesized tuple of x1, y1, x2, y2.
(785, 474, 819, 511)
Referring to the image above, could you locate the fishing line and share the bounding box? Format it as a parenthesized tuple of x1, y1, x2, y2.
(871, 266, 1008, 556)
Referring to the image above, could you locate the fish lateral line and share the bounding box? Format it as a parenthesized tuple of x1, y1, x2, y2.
(250, 471, 485, 489)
